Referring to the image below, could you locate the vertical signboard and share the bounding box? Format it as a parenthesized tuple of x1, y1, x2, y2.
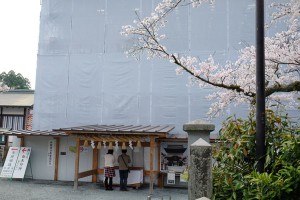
(47, 140, 55, 166)
(0, 147, 31, 179)
(12, 147, 31, 178)
(0, 147, 20, 178)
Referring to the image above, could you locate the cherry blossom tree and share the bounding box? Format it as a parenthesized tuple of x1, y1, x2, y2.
(121, 0, 300, 117)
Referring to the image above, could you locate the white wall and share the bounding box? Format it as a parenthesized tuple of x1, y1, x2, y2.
(23, 136, 156, 181)
(24, 136, 55, 180)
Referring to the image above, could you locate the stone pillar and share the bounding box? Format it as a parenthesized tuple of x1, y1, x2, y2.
(189, 138, 212, 200)
(183, 120, 215, 166)
(183, 119, 215, 145)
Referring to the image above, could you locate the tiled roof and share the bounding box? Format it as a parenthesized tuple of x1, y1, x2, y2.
(0, 129, 67, 136)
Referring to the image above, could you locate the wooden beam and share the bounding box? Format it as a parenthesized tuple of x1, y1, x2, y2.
(156, 138, 188, 143)
(149, 136, 155, 194)
(54, 137, 60, 181)
(144, 170, 159, 177)
(18, 136, 25, 147)
(97, 168, 104, 175)
(78, 169, 98, 179)
(79, 135, 148, 143)
(74, 138, 80, 189)
(92, 143, 99, 183)
(149, 136, 155, 173)
(97, 167, 144, 175)
(140, 142, 150, 147)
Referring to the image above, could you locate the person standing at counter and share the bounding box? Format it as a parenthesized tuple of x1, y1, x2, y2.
(104, 149, 115, 190)
(118, 148, 131, 191)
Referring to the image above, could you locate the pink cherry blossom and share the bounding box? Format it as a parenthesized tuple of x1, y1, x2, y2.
(121, 0, 299, 117)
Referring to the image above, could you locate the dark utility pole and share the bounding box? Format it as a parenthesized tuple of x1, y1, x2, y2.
(256, 0, 266, 173)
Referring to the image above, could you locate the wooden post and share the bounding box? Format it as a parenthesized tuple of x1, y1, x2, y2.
(98, 145, 101, 182)
(150, 137, 155, 172)
(149, 136, 155, 194)
(54, 137, 60, 181)
(157, 141, 162, 188)
(92, 142, 99, 183)
(157, 141, 161, 171)
(3, 137, 9, 161)
(74, 138, 80, 189)
(18, 136, 25, 147)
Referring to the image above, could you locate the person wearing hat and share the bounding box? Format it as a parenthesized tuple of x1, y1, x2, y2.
(104, 148, 115, 190)
(117, 146, 131, 191)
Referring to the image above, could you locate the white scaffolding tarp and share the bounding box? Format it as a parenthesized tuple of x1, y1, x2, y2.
(34, 0, 263, 133)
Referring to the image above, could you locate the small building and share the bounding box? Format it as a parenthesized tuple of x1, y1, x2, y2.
(0, 90, 34, 161)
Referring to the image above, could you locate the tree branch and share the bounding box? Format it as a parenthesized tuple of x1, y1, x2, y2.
(171, 55, 256, 98)
(265, 81, 300, 97)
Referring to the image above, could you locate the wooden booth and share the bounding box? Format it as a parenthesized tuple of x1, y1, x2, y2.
(0, 124, 175, 192)
(54, 124, 174, 191)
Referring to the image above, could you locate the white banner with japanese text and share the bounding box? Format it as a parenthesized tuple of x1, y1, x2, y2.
(12, 147, 31, 178)
(0, 147, 31, 179)
(47, 140, 55, 166)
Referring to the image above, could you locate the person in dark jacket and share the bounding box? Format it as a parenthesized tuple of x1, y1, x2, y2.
(117, 149, 131, 191)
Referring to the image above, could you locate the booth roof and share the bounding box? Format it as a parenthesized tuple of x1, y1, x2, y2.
(53, 124, 175, 135)
(0, 124, 175, 138)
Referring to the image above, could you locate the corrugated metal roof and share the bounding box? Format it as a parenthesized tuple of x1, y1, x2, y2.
(0, 92, 34, 107)
(54, 124, 175, 135)
(0, 129, 67, 136)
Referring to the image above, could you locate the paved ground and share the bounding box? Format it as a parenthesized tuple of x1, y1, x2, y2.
(0, 177, 188, 200)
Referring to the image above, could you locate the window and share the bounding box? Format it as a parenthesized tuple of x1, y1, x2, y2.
(1, 115, 24, 130)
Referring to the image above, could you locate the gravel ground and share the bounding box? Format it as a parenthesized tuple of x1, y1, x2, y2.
(0, 178, 188, 200)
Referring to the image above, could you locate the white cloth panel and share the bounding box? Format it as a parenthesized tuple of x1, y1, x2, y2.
(33, 55, 69, 130)
(38, 0, 72, 55)
(34, 0, 262, 133)
(71, 0, 106, 54)
(161, 4, 190, 52)
(66, 54, 103, 126)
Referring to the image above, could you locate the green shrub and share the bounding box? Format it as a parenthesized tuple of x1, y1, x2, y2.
(212, 110, 300, 200)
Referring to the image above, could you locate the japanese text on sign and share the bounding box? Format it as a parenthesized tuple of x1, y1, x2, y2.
(0, 147, 31, 179)
(47, 140, 55, 166)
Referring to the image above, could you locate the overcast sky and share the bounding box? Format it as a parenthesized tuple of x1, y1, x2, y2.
(0, 1, 41, 89)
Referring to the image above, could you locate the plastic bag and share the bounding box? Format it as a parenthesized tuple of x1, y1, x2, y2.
(180, 167, 189, 182)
